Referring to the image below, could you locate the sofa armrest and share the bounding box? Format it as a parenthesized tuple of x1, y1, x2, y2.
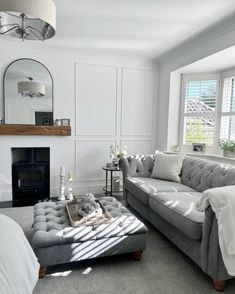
(201, 206, 232, 281)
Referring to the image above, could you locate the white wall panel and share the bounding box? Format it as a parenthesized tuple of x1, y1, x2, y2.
(76, 63, 117, 136)
(121, 68, 155, 136)
(121, 140, 153, 155)
(75, 140, 116, 181)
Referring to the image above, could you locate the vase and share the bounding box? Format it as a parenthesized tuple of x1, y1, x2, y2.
(223, 150, 235, 158)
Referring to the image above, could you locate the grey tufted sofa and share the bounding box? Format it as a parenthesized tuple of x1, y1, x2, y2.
(119, 155, 235, 291)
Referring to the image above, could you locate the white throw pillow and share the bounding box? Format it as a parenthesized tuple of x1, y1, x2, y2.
(151, 153, 184, 183)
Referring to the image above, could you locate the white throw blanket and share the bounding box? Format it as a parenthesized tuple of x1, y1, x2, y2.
(0, 214, 40, 294)
(196, 185, 235, 275)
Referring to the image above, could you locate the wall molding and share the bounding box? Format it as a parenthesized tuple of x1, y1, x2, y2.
(120, 67, 155, 137)
(75, 62, 118, 137)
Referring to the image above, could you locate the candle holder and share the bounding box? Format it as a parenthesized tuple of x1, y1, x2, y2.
(67, 171, 73, 200)
(58, 174, 66, 201)
(67, 179, 73, 200)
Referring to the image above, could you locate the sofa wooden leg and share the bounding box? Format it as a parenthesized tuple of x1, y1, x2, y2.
(213, 280, 225, 292)
(39, 266, 47, 279)
(132, 250, 143, 260)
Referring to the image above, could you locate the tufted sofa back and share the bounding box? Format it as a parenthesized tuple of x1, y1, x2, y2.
(181, 156, 235, 192)
(120, 155, 235, 192)
(119, 155, 154, 182)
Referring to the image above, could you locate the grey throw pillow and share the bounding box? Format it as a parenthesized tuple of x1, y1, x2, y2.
(151, 153, 184, 183)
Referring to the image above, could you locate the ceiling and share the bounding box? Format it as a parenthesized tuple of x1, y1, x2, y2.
(45, 0, 235, 58)
(1, 0, 235, 59)
(178, 45, 235, 73)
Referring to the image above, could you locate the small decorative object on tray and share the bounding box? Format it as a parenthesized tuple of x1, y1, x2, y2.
(76, 193, 102, 217)
(66, 194, 112, 227)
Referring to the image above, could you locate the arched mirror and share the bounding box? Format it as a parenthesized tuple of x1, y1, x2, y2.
(3, 58, 53, 125)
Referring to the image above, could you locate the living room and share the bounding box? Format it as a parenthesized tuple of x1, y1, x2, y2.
(1, 1, 235, 293)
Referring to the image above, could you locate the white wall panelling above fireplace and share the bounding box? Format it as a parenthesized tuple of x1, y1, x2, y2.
(75, 63, 118, 136)
(121, 68, 155, 137)
(0, 42, 158, 201)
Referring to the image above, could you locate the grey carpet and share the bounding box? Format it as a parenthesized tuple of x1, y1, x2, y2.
(1, 201, 235, 293)
(34, 221, 235, 294)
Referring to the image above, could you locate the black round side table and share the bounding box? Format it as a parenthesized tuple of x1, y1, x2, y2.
(102, 166, 122, 196)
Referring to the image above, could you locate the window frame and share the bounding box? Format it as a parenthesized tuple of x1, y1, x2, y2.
(219, 69, 235, 143)
(179, 73, 220, 153)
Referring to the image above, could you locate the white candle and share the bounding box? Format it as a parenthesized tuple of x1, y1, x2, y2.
(60, 166, 65, 176)
(68, 171, 73, 181)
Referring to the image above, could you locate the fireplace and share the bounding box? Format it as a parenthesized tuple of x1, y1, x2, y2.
(12, 148, 50, 207)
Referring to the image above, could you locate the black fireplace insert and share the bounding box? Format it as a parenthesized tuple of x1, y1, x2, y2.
(12, 148, 49, 207)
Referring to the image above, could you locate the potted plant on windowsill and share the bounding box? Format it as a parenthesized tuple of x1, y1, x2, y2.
(218, 139, 235, 158)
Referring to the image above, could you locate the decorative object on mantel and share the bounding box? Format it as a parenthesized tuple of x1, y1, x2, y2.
(54, 119, 61, 126)
(18, 77, 45, 98)
(109, 144, 128, 167)
(67, 171, 73, 201)
(54, 119, 70, 127)
(0, 124, 71, 136)
(4, 58, 53, 125)
(0, 0, 56, 41)
(218, 139, 235, 158)
(61, 118, 70, 126)
(192, 142, 206, 153)
(58, 166, 66, 201)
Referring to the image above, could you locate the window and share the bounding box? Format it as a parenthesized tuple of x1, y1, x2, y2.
(181, 75, 218, 146)
(180, 70, 235, 152)
(220, 76, 235, 140)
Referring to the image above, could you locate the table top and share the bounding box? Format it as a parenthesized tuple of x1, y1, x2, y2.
(102, 166, 121, 171)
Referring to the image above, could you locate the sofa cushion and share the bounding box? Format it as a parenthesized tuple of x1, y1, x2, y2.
(151, 153, 184, 183)
(181, 157, 235, 192)
(125, 177, 195, 206)
(149, 192, 204, 240)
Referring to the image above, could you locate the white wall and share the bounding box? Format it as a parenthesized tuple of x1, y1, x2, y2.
(156, 15, 235, 151)
(0, 41, 158, 201)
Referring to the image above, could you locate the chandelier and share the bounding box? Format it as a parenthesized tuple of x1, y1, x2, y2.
(18, 77, 46, 98)
(0, 0, 56, 41)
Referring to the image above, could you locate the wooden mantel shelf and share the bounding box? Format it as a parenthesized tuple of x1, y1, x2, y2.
(0, 125, 71, 136)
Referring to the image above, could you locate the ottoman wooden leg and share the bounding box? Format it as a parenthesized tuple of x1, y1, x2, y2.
(39, 266, 47, 279)
(213, 280, 225, 292)
(132, 250, 143, 260)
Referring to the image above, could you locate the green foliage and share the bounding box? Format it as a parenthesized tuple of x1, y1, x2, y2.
(218, 139, 235, 152)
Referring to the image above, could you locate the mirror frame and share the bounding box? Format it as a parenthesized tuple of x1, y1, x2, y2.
(3, 58, 54, 125)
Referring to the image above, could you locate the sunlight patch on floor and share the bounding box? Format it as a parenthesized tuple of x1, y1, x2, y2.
(82, 267, 92, 275)
(49, 270, 72, 277)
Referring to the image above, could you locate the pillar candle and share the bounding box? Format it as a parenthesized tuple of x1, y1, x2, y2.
(68, 171, 73, 181)
(60, 166, 65, 176)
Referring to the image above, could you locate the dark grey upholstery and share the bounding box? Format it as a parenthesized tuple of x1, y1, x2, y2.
(119, 155, 235, 284)
(32, 196, 147, 266)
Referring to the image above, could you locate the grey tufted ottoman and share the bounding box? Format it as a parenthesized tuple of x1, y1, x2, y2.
(32, 196, 147, 274)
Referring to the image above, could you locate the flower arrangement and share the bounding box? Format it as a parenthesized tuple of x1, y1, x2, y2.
(109, 145, 128, 162)
(218, 139, 235, 152)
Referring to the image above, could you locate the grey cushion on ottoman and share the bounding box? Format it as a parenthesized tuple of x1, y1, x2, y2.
(32, 196, 147, 266)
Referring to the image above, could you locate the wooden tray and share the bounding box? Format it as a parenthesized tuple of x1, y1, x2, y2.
(66, 197, 112, 227)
